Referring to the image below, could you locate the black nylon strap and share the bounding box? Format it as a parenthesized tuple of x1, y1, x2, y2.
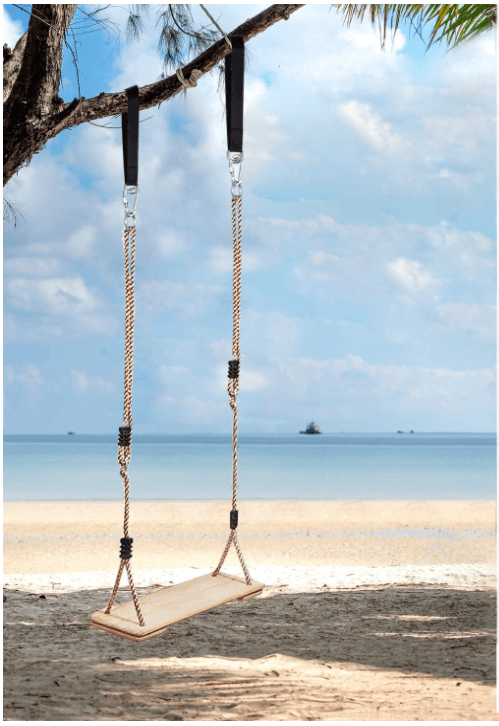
(122, 85, 139, 186)
(225, 35, 244, 152)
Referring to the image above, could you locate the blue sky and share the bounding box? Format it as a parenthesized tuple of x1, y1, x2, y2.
(3, 4, 496, 434)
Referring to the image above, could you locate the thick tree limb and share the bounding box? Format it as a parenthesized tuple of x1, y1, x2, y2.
(6, 5, 76, 119)
(4, 4, 77, 186)
(3, 31, 28, 103)
(4, 3, 304, 187)
(66, 4, 304, 126)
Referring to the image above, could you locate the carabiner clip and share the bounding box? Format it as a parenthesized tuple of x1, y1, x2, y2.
(123, 185, 139, 227)
(228, 151, 243, 198)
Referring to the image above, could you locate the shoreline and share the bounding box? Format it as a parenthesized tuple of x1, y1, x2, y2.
(4, 500, 495, 574)
(4, 496, 496, 502)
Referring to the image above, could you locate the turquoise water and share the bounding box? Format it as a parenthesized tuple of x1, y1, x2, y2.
(3, 433, 496, 502)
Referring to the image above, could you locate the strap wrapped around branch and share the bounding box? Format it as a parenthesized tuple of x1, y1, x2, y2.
(122, 85, 139, 187)
(225, 35, 244, 153)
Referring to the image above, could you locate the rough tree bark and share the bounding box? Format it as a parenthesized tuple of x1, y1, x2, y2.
(4, 5, 78, 186)
(4, 3, 305, 187)
(3, 31, 28, 103)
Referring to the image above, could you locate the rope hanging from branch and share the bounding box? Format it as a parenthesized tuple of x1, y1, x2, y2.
(212, 35, 252, 586)
(105, 85, 145, 627)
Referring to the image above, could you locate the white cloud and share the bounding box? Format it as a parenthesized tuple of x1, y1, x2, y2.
(310, 251, 339, 266)
(209, 246, 233, 273)
(210, 339, 232, 358)
(272, 11, 408, 97)
(246, 217, 303, 251)
(277, 353, 495, 408)
(245, 310, 302, 357)
(3, 313, 64, 341)
(140, 280, 224, 314)
(156, 231, 186, 256)
(214, 362, 270, 393)
(245, 78, 268, 112)
(177, 396, 225, 424)
(5, 310, 116, 342)
(71, 371, 115, 395)
(5, 277, 98, 315)
(3, 268, 116, 341)
(3, 257, 65, 277)
(276, 356, 331, 395)
(423, 222, 493, 252)
(4, 363, 43, 392)
(240, 368, 270, 393)
(66, 226, 97, 259)
(435, 303, 496, 341)
(3, 7, 24, 48)
(209, 245, 262, 273)
(385, 258, 441, 292)
(158, 365, 190, 382)
(420, 114, 494, 155)
(264, 115, 280, 126)
(3, 6, 494, 433)
(337, 100, 404, 151)
(437, 33, 496, 85)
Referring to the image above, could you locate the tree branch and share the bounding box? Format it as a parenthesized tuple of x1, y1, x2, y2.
(3, 3, 304, 187)
(4, 4, 77, 185)
(7, 5, 77, 121)
(55, 4, 304, 129)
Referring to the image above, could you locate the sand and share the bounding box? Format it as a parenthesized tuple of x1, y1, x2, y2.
(3, 500, 497, 721)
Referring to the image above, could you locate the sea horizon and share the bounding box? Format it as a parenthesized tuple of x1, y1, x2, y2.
(4, 432, 495, 502)
(4, 431, 496, 436)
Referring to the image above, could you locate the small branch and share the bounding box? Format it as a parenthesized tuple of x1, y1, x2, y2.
(48, 97, 81, 136)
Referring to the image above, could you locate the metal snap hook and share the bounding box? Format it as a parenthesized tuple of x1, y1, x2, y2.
(123, 185, 139, 227)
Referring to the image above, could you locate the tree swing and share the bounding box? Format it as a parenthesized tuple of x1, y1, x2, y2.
(91, 36, 264, 642)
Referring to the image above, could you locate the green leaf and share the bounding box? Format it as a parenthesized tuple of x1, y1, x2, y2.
(333, 4, 496, 50)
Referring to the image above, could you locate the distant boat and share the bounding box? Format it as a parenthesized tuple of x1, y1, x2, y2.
(300, 421, 322, 435)
(67, 431, 76, 435)
(397, 430, 404, 434)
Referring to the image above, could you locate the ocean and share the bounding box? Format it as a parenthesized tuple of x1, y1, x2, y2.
(3, 433, 495, 501)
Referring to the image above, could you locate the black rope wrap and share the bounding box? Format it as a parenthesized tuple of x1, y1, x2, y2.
(230, 510, 239, 530)
(120, 537, 133, 560)
(118, 426, 131, 447)
(228, 359, 240, 379)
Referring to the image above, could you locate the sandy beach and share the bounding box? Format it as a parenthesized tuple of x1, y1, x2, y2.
(3, 499, 497, 721)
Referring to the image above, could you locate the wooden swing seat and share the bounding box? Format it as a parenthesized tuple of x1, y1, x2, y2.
(91, 572, 264, 641)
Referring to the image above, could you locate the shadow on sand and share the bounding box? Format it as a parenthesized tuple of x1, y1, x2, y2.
(3, 583, 496, 720)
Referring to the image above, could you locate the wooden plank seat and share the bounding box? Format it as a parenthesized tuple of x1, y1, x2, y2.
(91, 572, 264, 641)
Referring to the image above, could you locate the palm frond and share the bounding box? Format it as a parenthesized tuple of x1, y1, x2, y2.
(424, 4, 496, 48)
(333, 4, 496, 50)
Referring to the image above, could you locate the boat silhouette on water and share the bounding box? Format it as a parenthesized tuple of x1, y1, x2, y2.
(299, 421, 322, 434)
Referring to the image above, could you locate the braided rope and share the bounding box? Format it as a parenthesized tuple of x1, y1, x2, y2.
(199, 4, 232, 48)
(213, 195, 252, 586)
(105, 559, 125, 614)
(174, 67, 203, 97)
(104, 224, 145, 627)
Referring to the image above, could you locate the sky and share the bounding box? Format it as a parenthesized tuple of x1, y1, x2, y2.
(3, 3, 497, 434)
